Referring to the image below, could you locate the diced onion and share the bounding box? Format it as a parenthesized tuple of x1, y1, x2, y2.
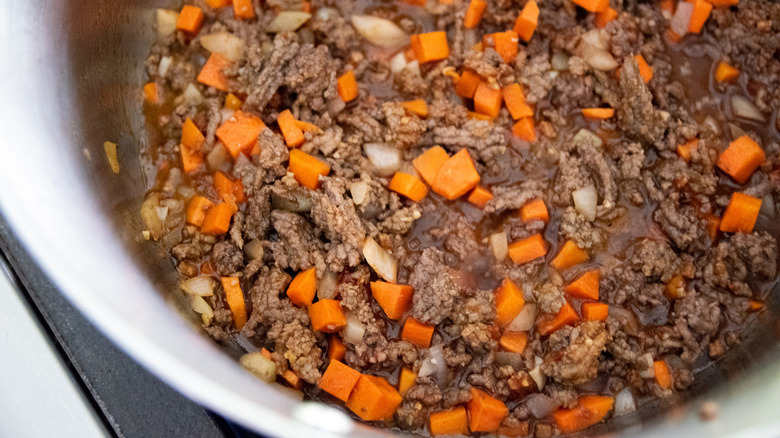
(731, 95, 765, 122)
(405, 60, 421, 77)
(156, 9, 179, 38)
(271, 190, 314, 212)
(363, 237, 397, 283)
(507, 303, 537, 332)
(189, 295, 214, 325)
(364, 143, 402, 177)
(155, 206, 169, 224)
(180, 276, 215, 296)
(327, 96, 346, 116)
(141, 193, 163, 240)
(351, 15, 409, 49)
(637, 352, 655, 378)
(529, 364, 545, 390)
(573, 185, 598, 222)
(551, 52, 570, 71)
(317, 269, 339, 300)
(390, 52, 409, 74)
(350, 181, 369, 205)
(316, 7, 339, 21)
(581, 29, 608, 51)
(614, 387, 637, 416)
(526, 393, 557, 419)
(760, 194, 775, 218)
(670, 2, 694, 37)
(495, 352, 524, 369)
(581, 45, 619, 71)
(703, 115, 720, 135)
(342, 312, 366, 344)
(177, 185, 195, 200)
(220, 108, 236, 123)
(244, 239, 264, 260)
(240, 352, 277, 383)
(158, 56, 172, 77)
(489, 232, 508, 261)
(418, 345, 448, 384)
(267, 11, 312, 33)
(200, 32, 246, 62)
(572, 129, 603, 150)
(183, 83, 203, 106)
(207, 142, 230, 172)
(104, 141, 119, 174)
(235, 334, 258, 353)
(608, 305, 641, 336)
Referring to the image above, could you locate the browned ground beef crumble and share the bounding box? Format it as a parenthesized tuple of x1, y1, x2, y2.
(141, 0, 780, 435)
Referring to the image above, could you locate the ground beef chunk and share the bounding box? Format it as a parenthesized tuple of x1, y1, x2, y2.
(431, 120, 507, 162)
(542, 321, 611, 386)
(701, 231, 777, 296)
(553, 151, 593, 208)
(450, 288, 497, 352)
(212, 241, 244, 275)
(310, 177, 366, 271)
(285, 44, 337, 114)
(485, 180, 547, 214)
(672, 288, 720, 338)
(617, 56, 666, 145)
(410, 248, 461, 325)
(256, 128, 290, 182)
(382, 102, 426, 149)
(396, 377, 442, 430)
(243, 34, 300, 113)
(378, 206, 421, 234)
(269, 210, 326, 272)
(653, 193, 708, 253)
(558, 207, 605, 250)
(536, 282, 565, 314)
(631, 238, 680, 282)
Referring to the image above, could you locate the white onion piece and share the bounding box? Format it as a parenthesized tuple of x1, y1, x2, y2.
(235, 334, 258, 353)
(156, 9, 179, 38)
(405, 60, 421, 77)
(244, 239, 264, 260)
(341, 313, 366, 344)
(489, 232, 508, 261)
(267, 11, 312, 33)
(364, 143, 402, 177)
(104, 141, 119, 174)
(463, 29, 478, 51)
(551, 52, 570, 71)
(316, 7, 339, 21)
(180, 276, 215, 296)
(572, 129, 603, 150)
(207, 142, 230, 172)
(581, 29, 608, 51)
(156, 205, 169, 223)
(327, 96, 346, 116)
(351, 15, 409, 48)
(220, 108, 236, 123)
(350, 181, 369, 205)
(703, 115, 720, 135)
(363, 237, 397, 282)
(760, 194, 775, 218)
(141, 193, 163, 240)
(418, 345, 447, 384)
(506, 303, 537, 332)
(158, 56, 172, 77)
(614, 387, 637, 416)
(526, 393, 558, 419)
(495, 352, 524, 369)
(200, 32, 245, 62)
(581, 45, 619, 71)
(317, 269, 339, 300)
(608, 305, 641, 336)
(177, 185, 195, 200)
(240, 352, 277, 383)
(731, 95, 765, 122)
(670, 2, 694, 37)
(573, 185, 598, 222)
(189, 295, 214, 325)
(183, 83, 203, 106)
(529, 365, 545, 390)
(638, 353, 655, 378)
(390, 52, 409, 73)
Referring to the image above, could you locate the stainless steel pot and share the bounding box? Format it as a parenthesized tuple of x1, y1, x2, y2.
(1, 1, 779, 437)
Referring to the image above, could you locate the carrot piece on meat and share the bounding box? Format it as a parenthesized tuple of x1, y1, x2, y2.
(512, 117, 536, 142)
(467, 185, 493, 209)
(508, 234, 547, 265)
(181, 140, 205, 174)
(400, 99, 428, 118)
(206, 0, 232, 9)
(474, 82, 503, 119)
(185, 196, 214, 227)
(719, 192, 761, 234)
(467, 387, 509, 432)
(201, 202, 234, 234)
(705, 214, 720, 242)
(582, 107, 615, 119)
(277, 109, 305, 148)
(413, 146, 450, 186)
(520, 198, 548, 223)
(370, 281, 414, 320)
(582, 302, 609, 321)
(328, 335, 347, 361)
(677, 138, 699, 162)
(748, 300, 765, 312)
(499, 331, 528, 353)
(717, 135, 765, 184)
(537, 301, 579, 336)
(595, 7, 617, 28)
(634, 54, 653, 83)
(143, 82, 160, 104)
(455, 70, 481, 98)
(287, 267, 317, 307)
(571, 0, 609, 12)
(224, 93, 242, 110)
(552, 395, 614, 433)
(318, 360, 361, 402)
(288, 149, 331, 190)
(398, 367, 417, 396)
(715, 61, 739, 83)
(346, 375, 403, 421)
(389, 172, 429, 202)
(294, 119, 324, 134)
(337, 71, 359, 102)
(482, 31, 519, 63)
(176, 5, 204, 34)
(564, 269, 600, 300)
(502, 84, 534, 120)
(221, 277, 247, 330)
(550, 240, 589, 269)
(513, 0, 539, 42)
(401, 317, 435, 348)
(309, 299, 347, 333)
(411, 32, 450, 63)
(495, 278, 526, 326)
(464, 0, 487, 29)
(430, 406, 470, 436)
(283, 369, 303, 390)
(654, 360, 673, 389)
(216, 110, 266, 158)
(214, 171, 246, 204)
(688, 0, 713, 33)
(197, 53, 232, 91)
(182, 117, 205, 151)
(233, 0, 255, 19)
(431, 149, 481, 200)
(468, 111, 493, 122)
(664, 274, 686, 300)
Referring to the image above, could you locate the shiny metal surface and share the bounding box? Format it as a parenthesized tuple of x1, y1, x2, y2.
(0, 1, 778, 437)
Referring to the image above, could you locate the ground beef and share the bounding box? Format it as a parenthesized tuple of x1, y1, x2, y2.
(542, 321, 611, 386)
(409, 248, 462, 325)
(268, 210, 326, 272)
(617, 56, 666, 145)
(310, 177, 366, 271)
(382, 102, 427, 149)
(701, 231, 777, 297)
(212, 240, 244, 275)
(243, 33, 300, 113)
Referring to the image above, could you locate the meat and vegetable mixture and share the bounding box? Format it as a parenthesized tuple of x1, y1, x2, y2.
(140, 0, 780, 434)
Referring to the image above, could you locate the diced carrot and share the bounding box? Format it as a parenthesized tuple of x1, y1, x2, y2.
(719, 192, 761, 234)
(389, 172, 429, 202)
(582, 107, 615, 119)
(664, 274, 686, 300)
(467, 111, 494, 122)
(277, 109, 305, 148)
(301, 1, 311, 12)
(595, 7, 618, 28)
(513, 0, 539, 42)
(508, 234, 547, 265)
(564, 269, 600, 300)
(287, 267, 317, 307)
(186, 195, 215, 227)
(398, 367, 417, 396)
(431, 149, 481, 201)
(225, 93, 242, 110)
(520, 198, 548, 223)
(466, 387, 508, 432)
(411, 32, 450, 63)
(176, 5, 204, 34)
(715, 61, 739, 83)
(688, 0, 713, 33)
(283, 369, 303, 390)
(634, 54, 653, 83)
(400, 99, 429, 118)
(677, 138, 699, 163)
(467, 185, 493, 209)
(502, 84, 534, 120)
(337, 71, 359, 102)
(318, 360, 361, 402)
(512, 117, 536, 142)
(181, 142, 204, 174)
(143, 82, 160, 104)
(665, 28, 684, 43)
(581, 302, 609, 321)
(207, 0, 232, 9)
(482, 31, 519, 63)
(550, 240, 589, 269)
(201, 203, 234, 234)
(216, 110, 266, 158)
(430, 406, 469, 436)
(288, 149, 331, 190)
(214, 171, 246, 204)
(197, 53, 232, 91)
(473, 82, 502, 119)
(346, 375, 403, 421)
(537, 301, 579, 336)
(455, 70, 481, 98)
(413, 146, 450, 186)
(294, 119, 324, 134)
(660, 0, 675, 14)
(233, 0, 255, 19)
(654, 360, 672, 389)
(552, 395, 614, 433)
(464, 0, 487, 29)
(704, 0, 738, 6)
(182, 117, 206, 151)
(310, 299, 347, 333)
(495, 278, 526, 326)
(370, 281, 414, 320)
(717, 135, 765, 184)
(328, 335, 347, 361)
(705, 214, 720, 242)
(571, 0, 609, 12)
(221, 277, 247, 330)
(748, 300, 765, 312)
(401, 317, 435, 348)
(499, 331, 528, 353)
(496, 424, 530, 437)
